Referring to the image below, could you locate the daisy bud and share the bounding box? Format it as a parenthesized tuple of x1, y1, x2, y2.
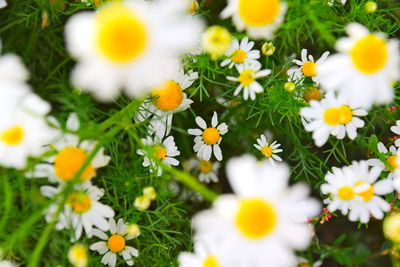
(68, 244, 88, 267)
(143, 186, 157, 200)
(384, 213, 400, 243)
(284, 81, 296, 92)
(261, 42, 275, 56)
(364, 1, 377, 13)
(134, 196, 151, 211)
(202, 26, 232, 60)
(127, 224, 141, 239)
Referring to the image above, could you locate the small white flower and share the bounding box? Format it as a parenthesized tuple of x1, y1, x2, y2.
(0, 0, 6, 9)
(220, 37, 260, 68)
(184, 157, 220, 183)
(300, 92, 367, 147)
(227, 62, 271, 100)
(321, 161, 393, 223)
(328, 0, 347, 6)
(137, 135, 180, 176)
(178, 239, 230, 267)
(90, 218, 139, 267)
(390, 120, 400, 147)
(188, 112, 228, 161)
(254, 134, 282, 164)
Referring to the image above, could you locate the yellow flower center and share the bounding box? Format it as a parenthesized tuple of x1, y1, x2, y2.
(151, 80, 184, 111)
(54, 147, 95, 182)
(187, 0, 199, 14)
(350, 34, 388, 74)
(107, 234, 126, 253)
(238, 0, 281, 26)
(337, 186, 355, 200)
(355, 181, 374, 202)
(202, 128, 220, 145)
(323, 105, 353, 126)
(199, 160, 213, 173)
(96, 4, 148, 63)
(238, 69, 255, 86)
(387, 155, 399, 172)
(231, 49, 247, 63)
(235, 198, 277, 239)
(261, 145, 273, 157)
(304, 87, 321, 102)
(1, 126, 24, 145)
(154, 145, 166, 160)
(66, 192, 92, 214)
(301, 61, 317, 77)
(203, 255, 220, 267)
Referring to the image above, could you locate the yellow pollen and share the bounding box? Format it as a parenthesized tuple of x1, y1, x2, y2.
(54, 147, 95, 182)
(202, 128, 220, 145)
(323, 105, 353, 126)
(235, 198, 277, 239)
(304, 87, 321, 102)
(302, 61, 317, 77)
(107, 234, 126, 253)
(337, 186, 355, 200)
(355, 181, 374, 202)
(387, 155, 399, 172)
(67, 192, 92, 214)
(231, 49, 247, 63)
(238, 69, 255, 86)
(151, 80, 184, 111)
(154, 145, 166, 160)
(261, 146, 273, 157)
(199, 160, 213, 173)
(96, 4, 148, 63)
(1, 126, 24, 145)
(203, 255, 220, 267)
(238, 0, 281, 26)
(350, 34, 388, 74)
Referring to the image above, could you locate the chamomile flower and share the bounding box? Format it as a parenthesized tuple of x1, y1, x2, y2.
(137, 135, 180, 176)
(202, 26, 232, 60)
(178, 239, 230, 267)
(193, 155, 320, 267)
(316, 23, 400, 109)
(321, 161, 393, 223)
(90, 218, 139, 267)
(300, 92, 367, 147)
(328, 0, 346, 5)
(221, 0, 287, 40)
(367, 142, 400, 177)
(188, 112, 228, 161)
(220, 37, 260, 68)
(68, 244, 88, 267)
(136, 63, 197, 138)
(287, 48, 330, 83)
(65, 0, 203, 101)
(27, 113, 110, 183)
(254, 134, 282, 164)
(41, 183, 115, 241)
(184, 158, 220, 183)
(390, 120, 400, 147)
(227, 62, 271, 100)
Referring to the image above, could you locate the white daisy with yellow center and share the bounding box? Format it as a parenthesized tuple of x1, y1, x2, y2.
(193, 155, 320, 267)
(287, 48, 330, 83)
(221, 37, 260, 68)
(184, 158, 220, 183)
(227, 62, 271, 100)
(390, 120, 400, 147)
(188, 112, 228, 161)
(41, 184, 115, 241)
(300, 93, 367, 147)
(220, 0, 287, 40)
(317, 23, 400, 110)
(27, 113, 110, 183)
(137, 135, 180, 176)
(321, 161, 393, 223)
(178, 239, 229, 267)
(65, 0, 203, 101)
(90, 218, 139, 267)
(136, 63, 198, 138)
(254, 134, 282, 164)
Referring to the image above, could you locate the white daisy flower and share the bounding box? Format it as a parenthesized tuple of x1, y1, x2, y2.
(188, 112, 228, 161)
(220, 37, 260, 68)
(227, 62, 271, 100)
(65, 0, 203, 101)
(193, 155, 320, 267)
(90, 218, 139, 267)
(316, 23, 400, 110)
(321, 161, 393, 223)
(41, 183, 115, 241)
(26, 113, 110, 183)
(0, 0, 6, 8)
(300, 92, 367, 147)
(287, 48, 330, 83)
(390, 120, 400, 147)
(136, 135, 180, 176)
(367, 142, 400, 175)
(136, 63, 197, 138)
(254, 134, 282, 164)
(220, 0, 287, 40)
(184, 158, 220, 183)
